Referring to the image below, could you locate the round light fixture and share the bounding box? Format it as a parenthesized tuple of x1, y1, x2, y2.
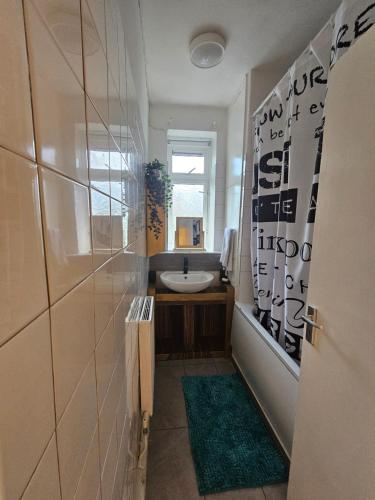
(190, 32, 226, 69)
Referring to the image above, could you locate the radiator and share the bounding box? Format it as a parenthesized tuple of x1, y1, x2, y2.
(124, 296, 155, 500)
(138, 296, 155, 416)
(125, 296, 143, 421)
(125, 295, 155, 417)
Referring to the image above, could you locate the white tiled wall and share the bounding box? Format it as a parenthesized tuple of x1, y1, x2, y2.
(0, 0, 147, 499)
(225, 79, 247, 290)
(236, 68, 284, 304)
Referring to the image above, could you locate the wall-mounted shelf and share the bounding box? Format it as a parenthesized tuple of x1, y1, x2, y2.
(147, 284, 234, 360)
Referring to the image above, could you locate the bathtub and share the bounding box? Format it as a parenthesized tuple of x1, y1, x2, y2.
(231, 302, 300, 458)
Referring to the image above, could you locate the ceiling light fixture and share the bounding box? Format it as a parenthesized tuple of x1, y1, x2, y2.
(189, 32, 226, 69)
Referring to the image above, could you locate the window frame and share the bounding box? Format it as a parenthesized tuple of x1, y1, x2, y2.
(167, 140, 212, 250)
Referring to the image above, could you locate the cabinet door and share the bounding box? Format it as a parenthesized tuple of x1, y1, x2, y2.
(155, 305, 184, 354)
(194, 304, 226, 353)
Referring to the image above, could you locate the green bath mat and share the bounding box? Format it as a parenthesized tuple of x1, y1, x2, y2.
(181, 373, 288, 495)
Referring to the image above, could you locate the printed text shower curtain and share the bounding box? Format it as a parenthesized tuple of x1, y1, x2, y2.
(251, 0, 375, 361)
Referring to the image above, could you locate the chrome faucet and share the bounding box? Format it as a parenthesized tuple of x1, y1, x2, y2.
(183, 257, 189, 274)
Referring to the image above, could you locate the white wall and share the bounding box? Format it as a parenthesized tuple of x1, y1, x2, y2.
(237, 67, 285, 303)
(225, 78, 246, 288)
(148, 103, 227, 251)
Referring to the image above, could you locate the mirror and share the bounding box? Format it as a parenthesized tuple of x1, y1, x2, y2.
(175, 217, 204, 249)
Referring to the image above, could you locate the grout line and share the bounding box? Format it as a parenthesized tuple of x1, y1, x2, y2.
(18, 430, 57, 498)
(56, 354, 95, 426)
(0, 142, 35, 165)
(93, 347, 105, 480)
(0, 305, 49, 350)
(37, 157, 89, 192)
(28, 0, 84, 91)
(16, 6, 142, 500)
(0, 241, 132, 348)
(20, 6, 133, 198)
(85, 0, 107, 59)
(21, 2, 63, 497)
(46, 268, 95, 308)
(80, 0, 97, 290)
(72, 423, 100, 499)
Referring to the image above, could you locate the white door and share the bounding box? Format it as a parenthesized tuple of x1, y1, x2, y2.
(287, 27, 375, 500)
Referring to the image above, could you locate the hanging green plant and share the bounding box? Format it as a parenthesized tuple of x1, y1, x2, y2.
(145, 159, 173, 239)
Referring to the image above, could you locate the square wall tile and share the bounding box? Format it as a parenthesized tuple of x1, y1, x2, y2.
(95, 318, 117, 409)
(0, 311, 55, 499)
(113, 296, 128, 354)
(123, 169, 135, 208)
(86, 0, 106, 51)
(113, 419, 128, 500)
(86, 97, 110, 196)
(108, 75, 122, 149)
(98, 360, 121, 467)
(0, 148, 48, 344)
(94, 260, 113, 343)
(101, 421, 118, 500)
(29, 0, 84, 86)
(118, 22, 126, 104)
(111, 199, 127, 253)
(40, 167, 93, 303)
(127, 209, 136, 246)
(116, 377, 127, 446)
(109, 136, 123, 201)
(91, 189, 112, 268)
(51, 275, 95, 420)
(105, 0, 120, 94)
(22, 434, 61, 500)
(120, 108, 129, 164)
(74, 427, 101, 500)
(57, 357, 98, 500)
(112, 252, 126, 309)
(0, 0, 35, 159)
(82, 0, 108, 126)
(25, 1, 88, 184)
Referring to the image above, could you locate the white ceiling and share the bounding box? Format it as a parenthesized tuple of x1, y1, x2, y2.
(139, 0, 341, 107)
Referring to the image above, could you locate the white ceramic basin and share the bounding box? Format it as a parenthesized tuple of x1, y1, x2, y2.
(160, 271, 214, 293)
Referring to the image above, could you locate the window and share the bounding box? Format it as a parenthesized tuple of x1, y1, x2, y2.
(167, 139, 212, 250)
(172, 155, 205, 174)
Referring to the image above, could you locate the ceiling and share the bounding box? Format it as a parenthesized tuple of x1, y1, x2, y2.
(139, 0, 341, 107)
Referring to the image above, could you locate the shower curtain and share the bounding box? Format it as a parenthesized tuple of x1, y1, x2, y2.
(251, 0, 375, 361)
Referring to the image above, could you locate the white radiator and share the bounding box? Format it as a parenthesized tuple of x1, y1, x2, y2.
(124, 296, 155, 500)
(138, 296, 155, 416)
(125, 297, 143, 421)
(125, 296, 155, 417)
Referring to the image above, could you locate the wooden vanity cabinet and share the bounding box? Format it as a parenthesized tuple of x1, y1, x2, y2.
(147, 285, 234, 359)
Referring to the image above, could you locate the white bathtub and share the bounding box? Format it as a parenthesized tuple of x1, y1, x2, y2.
(231, 302, 300, 458)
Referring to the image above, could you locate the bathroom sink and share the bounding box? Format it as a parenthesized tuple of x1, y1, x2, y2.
(160, 271, 214, 293)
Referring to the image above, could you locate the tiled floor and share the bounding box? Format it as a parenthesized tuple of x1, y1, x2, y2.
(146, 358, 288, 500)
